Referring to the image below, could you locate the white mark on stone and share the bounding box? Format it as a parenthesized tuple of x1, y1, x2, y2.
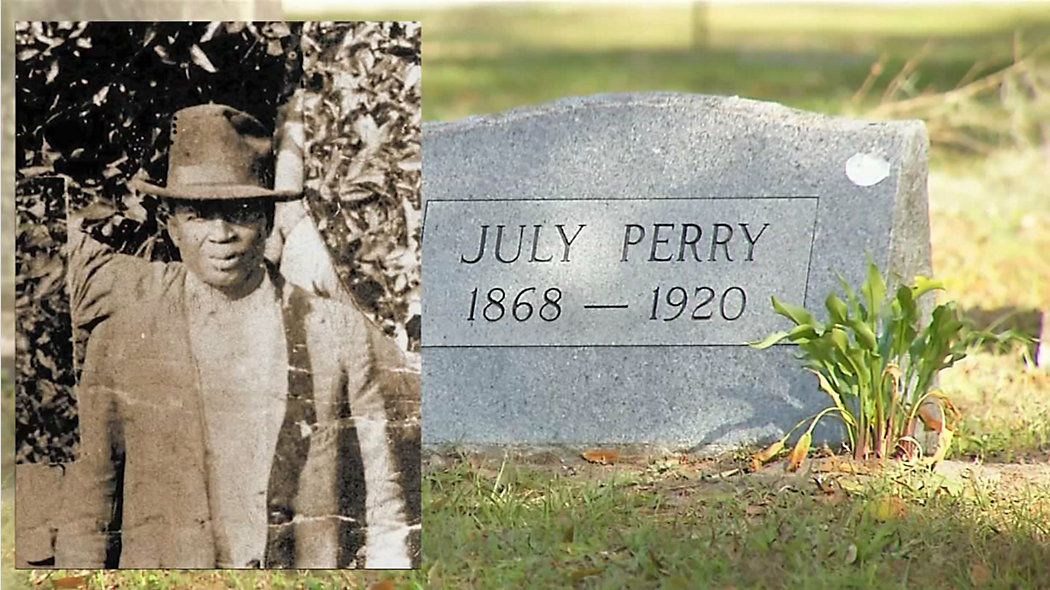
(845, 153, 890, 187)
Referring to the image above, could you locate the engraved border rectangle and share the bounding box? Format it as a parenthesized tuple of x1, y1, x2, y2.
(421, 196, 820, 348)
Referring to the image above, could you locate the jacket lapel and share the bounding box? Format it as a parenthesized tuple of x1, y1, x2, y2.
(117, 275, 215, 567)
(264, 276, 318, 567)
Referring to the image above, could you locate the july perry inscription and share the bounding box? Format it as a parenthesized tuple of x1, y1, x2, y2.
(458, 221, 768, 265)
(422, 197, 818, 347)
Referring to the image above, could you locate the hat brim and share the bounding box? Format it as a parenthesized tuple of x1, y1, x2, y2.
(130, 178, 301, 201)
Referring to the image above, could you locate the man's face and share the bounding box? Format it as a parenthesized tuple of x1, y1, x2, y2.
(167, 199, 271, 293)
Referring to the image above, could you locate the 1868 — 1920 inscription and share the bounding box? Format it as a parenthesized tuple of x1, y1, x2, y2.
(424, 197, 817, 347)
(422, 93, 930, 449)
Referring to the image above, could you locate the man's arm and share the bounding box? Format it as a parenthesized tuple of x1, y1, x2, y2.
(54, 328, 124, 567)
(66, 215, 177, 330)
(346, 318, 421, 569)
(274, 204, 350, 300)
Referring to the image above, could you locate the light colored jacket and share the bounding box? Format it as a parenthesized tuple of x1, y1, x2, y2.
(56, 231, 420, 568)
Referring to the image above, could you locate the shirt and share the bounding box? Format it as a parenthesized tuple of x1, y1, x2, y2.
(184, 269, 288, 567)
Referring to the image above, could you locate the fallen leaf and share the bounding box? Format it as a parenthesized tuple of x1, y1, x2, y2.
(264, 22, 292, 38)
(45, 60, 59, 84)
(812, 474, 837, 494)
(844, 543, 858, 564)
(582, 449, 620, 465)
(918, 402, 944, 432)
(812, 457, 874, 475)
(745, 504, 766, 517)
(368, 580, 397, 590)
(750, 439, 785, 471)
(817, 489, 846, 506)
(787, 432, 812, 472)
(52, 576, 88, 589)
(836, 477, 866, 495)
(970, 562, 991, 586)
(922, 428, 954, 468)
(713, 468, 741, 479)
(569, 567, 603, 583)
(199, 21, 223, 42)
(354, 114, 382, 149)
(873, 496, 907, 521)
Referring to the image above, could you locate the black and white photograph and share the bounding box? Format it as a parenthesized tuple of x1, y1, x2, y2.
(14, 21, 422, 569)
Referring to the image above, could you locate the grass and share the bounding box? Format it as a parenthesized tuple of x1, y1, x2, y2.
(5, 453, 1050, 588)
(416, 457, 1050, 588)
(947, 346, 1050, 463)
(4, 2, 1050, 588)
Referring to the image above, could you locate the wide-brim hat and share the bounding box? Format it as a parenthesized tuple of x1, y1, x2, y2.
(130, 103, 301, 201)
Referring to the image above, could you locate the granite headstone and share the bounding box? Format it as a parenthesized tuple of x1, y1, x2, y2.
(422, 93, 929, 451)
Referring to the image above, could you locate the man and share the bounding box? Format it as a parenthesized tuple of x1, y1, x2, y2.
(56, 104, 420, 569)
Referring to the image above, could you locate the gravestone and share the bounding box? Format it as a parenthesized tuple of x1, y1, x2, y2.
(421, 93, 929, 450)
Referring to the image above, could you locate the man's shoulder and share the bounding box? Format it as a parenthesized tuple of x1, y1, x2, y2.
(86, 268, 186, 353)
(107, 269, 186, 324)
(80, 278, 186, 387)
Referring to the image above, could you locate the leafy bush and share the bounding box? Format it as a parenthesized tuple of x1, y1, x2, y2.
(15, 179, 79, 463)
(750, 262, 1018, 471)
(299, 21, 421, 350)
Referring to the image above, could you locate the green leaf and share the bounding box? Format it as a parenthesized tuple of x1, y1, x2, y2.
(849, 318, 879, 351)
(751, 265, 1008, 463)
(802, 339, 838, 374)
(825, 294, 850, 325)
(911, 275, 944, 300)
(828, 327, 851, 354)
(810, 369, 854, 427)
(787, 323, 821, 341)
(750, 331, 789, 350)
(771, 296, 818, 328)
(895, 285, 916, 322)
(837, 273, 862, 317)
(861, 259, 887, 320)
(846, 347, 873, 388)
